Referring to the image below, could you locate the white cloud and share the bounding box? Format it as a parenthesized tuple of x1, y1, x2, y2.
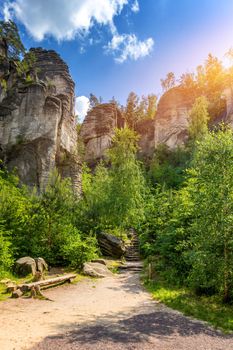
(75, 96, 90, 122)
(3, 0, 154, 63)
(131, 0, 139, 13)
(3, 0, 128, 41)
(106, 33, 154, 63)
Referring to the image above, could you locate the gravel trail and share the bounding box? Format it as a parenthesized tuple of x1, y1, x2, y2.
(0, 270, 232, 350)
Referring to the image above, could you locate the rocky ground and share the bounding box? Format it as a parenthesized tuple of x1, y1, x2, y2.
(0, 269, 232, 350)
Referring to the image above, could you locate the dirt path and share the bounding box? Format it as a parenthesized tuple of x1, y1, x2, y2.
(0, 271, 232, 350)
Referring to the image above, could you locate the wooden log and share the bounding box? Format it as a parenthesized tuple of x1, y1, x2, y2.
(20, 273, 76, 292)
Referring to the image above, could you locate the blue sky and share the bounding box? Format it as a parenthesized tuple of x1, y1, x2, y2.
(1, 0, 233, 120)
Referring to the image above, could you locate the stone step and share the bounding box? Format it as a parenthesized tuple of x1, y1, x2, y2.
(125, 254, 140, 258)
(126, 254, 140, 257)
(119, 262, 143, 269)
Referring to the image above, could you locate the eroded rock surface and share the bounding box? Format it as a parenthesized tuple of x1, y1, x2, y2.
(154, 87, 195, 149)
(98, 232, 126, 258)
(15, 257, 37, 277)
(83, 262, 113, 278)
(80, 103, 124, 165)
(0, 48, 80, 193)
(135, 118, 155, 157)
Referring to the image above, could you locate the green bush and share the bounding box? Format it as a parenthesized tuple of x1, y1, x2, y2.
(62, 231, 98, 268)
(0, 227, 13, 276)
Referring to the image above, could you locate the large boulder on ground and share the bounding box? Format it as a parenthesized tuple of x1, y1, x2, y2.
(98, 232, 125, 258)
(15, 257, 37, 276)
(91, 259, 107, 266)
(83, 262, 113, 278)
(35, 257, 48, 273)
(12, 289, 23, 298)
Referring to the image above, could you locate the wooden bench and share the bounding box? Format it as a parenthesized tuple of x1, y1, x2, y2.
(19, 273, 76, 293)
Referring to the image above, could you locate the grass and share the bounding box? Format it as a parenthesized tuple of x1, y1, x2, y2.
(0, 271, 33, 301)
(0, 283, 11, 301)
(145, 279, 233, 333)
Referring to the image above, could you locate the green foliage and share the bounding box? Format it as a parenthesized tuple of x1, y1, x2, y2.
(81, 128, 146, 231)
(0, 167, 98, 270)
(160, 72, 176, 91)
(62, 231, 98, 268)
(106, 128, 145, 227)
(89, 93, 100, 108)
(0, 20, 25, 59)
(141, 128, 233, 303)
(185, 128, 233, 302)
(188, 96, 209, 140)
(146, 279, 233, 332)
(0, 21, 36, 89)
(0, 227, 13, 276)
(180, 53, 227, 119)
(0, 167, 31, 258)
(148, 144, 191, 189)
(28, 171, 79, 265)
(124, 92, 157, 128)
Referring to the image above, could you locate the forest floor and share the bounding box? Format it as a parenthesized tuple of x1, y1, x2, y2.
(0, 269, 233, 350)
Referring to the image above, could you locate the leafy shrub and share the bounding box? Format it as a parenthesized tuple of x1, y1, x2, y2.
(0, 227, 13, 276)
(62, 231, 98, 268)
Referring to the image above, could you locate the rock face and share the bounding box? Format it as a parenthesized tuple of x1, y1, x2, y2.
(98, 232, 126, 258)
(83, 262, 113, 278)
(0, 48, 80, 192)
(80, 103, 124, 165)
(154, 87, 195, 149)
(135, 118, 155, 157)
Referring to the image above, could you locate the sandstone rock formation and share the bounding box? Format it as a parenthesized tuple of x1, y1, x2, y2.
(154, 87, 195, 149)
(80, 103, 124, 165)
(0, 48, 80, 192)
(135, 118, 155, 157)
(98, 232, 126, 258)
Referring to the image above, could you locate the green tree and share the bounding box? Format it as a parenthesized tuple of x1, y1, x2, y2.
(124, 91, 140, 128)
(185, 129, 233, 302)
(0, 167, 31, 259)
(0, 20, 25, 59)
(149, 144, 190, 189)
(89, 93, 100, 108)
(82, 128, 146, 230)
(107, 128, 146, 227)
(188, 96, 209, 140)
(146, 94, 157, 119)
(161, 72, 176, 92)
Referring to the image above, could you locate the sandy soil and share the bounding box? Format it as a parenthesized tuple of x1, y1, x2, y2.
(0, 271, 232, 350)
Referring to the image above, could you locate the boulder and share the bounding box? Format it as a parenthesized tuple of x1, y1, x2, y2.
(83, 262, 113, 278)
(15, 257, 37, 276)
(12, 289, 23, 298)
(98, 232, 125, 258)
(91, 259, 107, 266)
(35, 257, 48, 273)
